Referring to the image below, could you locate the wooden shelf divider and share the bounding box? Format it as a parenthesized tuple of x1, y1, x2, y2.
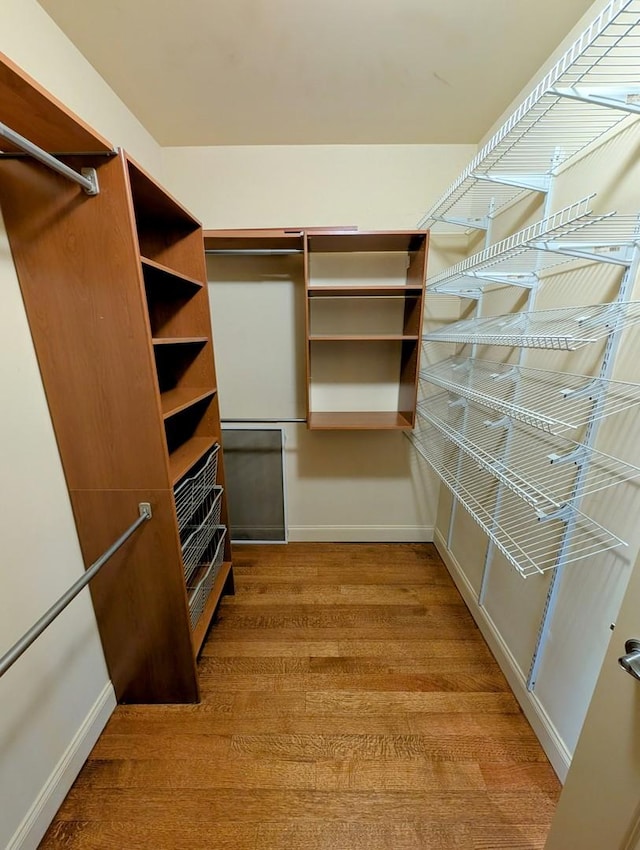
(141, 256, 204, 289)
(169, 435, 219, 485)
(152, 336, 209, 346)
(161, 387, 216, 419)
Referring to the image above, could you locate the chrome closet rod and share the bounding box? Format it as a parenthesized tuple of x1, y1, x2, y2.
(205, 249, 303, 256)
(0, 121, 99, 195)
(222, 418, 307, 424)
(0, 503, 152, 679)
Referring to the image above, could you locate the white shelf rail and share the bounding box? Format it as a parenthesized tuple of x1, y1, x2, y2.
(417, 391, 640, 513)
(420, 355, 640, 433)
(417, 0, 640, 231)
(423, 301, 640, 350)
(409, 422, 625, 577)
(426, 201, 640, 297)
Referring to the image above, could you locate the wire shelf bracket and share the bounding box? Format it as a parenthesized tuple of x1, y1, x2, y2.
(427, 199, 640, 296)
(417, 0, 640, 231)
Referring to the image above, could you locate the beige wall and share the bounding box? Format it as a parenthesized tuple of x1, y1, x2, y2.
(163, 143, 474, 540)
(0, 3, 163, 848)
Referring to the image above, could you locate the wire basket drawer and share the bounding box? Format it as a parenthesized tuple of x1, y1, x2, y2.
(174, 444, 220, 533)
(187, 526, 227, 630)
(181, 485, 224, 582)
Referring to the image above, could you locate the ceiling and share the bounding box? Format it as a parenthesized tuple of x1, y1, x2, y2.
(38, 0, 595, 147)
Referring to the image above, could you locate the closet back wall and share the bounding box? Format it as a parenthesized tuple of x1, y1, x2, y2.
(162, 144, 474, 540)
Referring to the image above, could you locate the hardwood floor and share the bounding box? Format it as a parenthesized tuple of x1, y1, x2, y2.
(40, 543, 560, 849)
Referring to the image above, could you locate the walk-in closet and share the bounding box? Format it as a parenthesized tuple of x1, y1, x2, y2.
(1, 2, 640, 849)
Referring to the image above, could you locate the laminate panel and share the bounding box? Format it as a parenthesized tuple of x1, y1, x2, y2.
(0, 152, 169, 491)
(70, 489, 199, 703)
(0, 51, 113, 152)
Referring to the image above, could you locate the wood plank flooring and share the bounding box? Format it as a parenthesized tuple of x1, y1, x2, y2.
(40, 543, 560, 849)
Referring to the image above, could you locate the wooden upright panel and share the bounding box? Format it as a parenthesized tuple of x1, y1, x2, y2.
(0, 153, 169, 491)
(0, 50, 113, 153)
(0, 151, 201, 702)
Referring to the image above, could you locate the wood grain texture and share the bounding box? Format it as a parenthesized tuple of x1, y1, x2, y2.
(0, 51, 113, 153)
(40, 543, 560, 849)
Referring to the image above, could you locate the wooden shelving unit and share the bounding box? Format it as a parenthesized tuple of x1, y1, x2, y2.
(203, 227, 429, 431)
(305, 230, 428, 430)
(0, 56, 233, 703)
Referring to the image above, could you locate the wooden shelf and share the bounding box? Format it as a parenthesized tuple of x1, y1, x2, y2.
(161, 387, 216, 420)
(0, 50, 113, 154)
(203, 229, 305, 252)
(308, 411, 414, 430)
(169, 435, 218, 485)
(152, 336, 208, 346)
(191, 560, 233, 656)
(127, 156, 201, 228)
(309, 334, 419, 342)
(308, 285, 423, 297)
(308, 231, 427, 253)
(141, 256, 204, 289)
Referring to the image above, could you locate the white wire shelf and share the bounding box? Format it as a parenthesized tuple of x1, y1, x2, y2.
(418, 0, 640, 231)
(423, 301, 640, 350)
(409, 421, 625, 577)
(426, 200, 640, 296)
(420, 355, 640, 433)
(416, 391, 640, 513)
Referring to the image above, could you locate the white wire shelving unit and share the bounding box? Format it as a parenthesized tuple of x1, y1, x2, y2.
(423, 301, 640, 350)
(412, 0, 640, 690)
(418, 0, 640, 232)
(414, 391, 640, 512)
(426, 199, 640, 297)
(408, 420, 625, 578)
(419, 356, 640, 434)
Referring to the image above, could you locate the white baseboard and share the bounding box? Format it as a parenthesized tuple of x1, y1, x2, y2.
(288, 525, 434, 543)
(434, 529, 571, 783)
(8, 681, 116, 850)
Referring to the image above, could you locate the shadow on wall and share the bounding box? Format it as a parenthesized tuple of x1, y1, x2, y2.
(295, 429, 412, 479)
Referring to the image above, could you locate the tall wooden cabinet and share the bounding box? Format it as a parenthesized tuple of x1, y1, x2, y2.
(0, 54, 232, 703)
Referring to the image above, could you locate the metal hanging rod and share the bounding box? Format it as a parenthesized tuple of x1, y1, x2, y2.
(221, 417, 307, 424)
(0, 120, 99, 195)
(0, 502, 152, 679)
(205, 249, 303, 256)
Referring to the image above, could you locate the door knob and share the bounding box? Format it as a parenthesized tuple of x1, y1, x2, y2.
(619, 639, 640, 681)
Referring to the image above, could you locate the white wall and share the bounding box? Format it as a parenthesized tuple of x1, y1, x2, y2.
(162, 144, 474, 541)
(430, 0, 640, 779)
(0, 3, 163, 848)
